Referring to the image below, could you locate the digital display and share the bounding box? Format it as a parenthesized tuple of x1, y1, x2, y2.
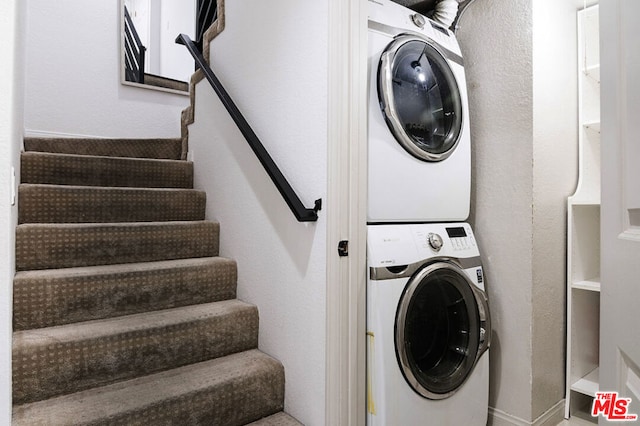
(446, 227, 467, 238)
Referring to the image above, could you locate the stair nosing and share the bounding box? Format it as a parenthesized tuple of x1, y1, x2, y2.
(21, 150, 193, 165)
(24, 137, 182, 141)
(19, 183, 205, 194)
(16, 220, 217, 229)
(13, 257, 234, 280)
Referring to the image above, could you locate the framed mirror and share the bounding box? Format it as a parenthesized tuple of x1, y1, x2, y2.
(120, 0, 198, 94)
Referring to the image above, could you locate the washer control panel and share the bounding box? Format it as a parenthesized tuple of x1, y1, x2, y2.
(424, 230, 476, 252)
(412, 223, 478, 258)
(367, 223, 480, 268)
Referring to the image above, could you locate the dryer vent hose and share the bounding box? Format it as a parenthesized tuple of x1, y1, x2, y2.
(431, 0, 460, 28)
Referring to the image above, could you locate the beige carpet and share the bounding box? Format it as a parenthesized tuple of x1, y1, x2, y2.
(13, 137, 301, 425)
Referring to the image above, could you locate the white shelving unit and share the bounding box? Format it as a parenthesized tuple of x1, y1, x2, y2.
(565, 4, 600, 421)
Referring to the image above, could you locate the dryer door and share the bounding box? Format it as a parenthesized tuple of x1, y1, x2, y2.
(379, 34, 463, 162)
(395, 261, 488, 400)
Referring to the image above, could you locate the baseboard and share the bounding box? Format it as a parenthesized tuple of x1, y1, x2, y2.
(489, 399, 565, 426)
(24, 129, 109, 139)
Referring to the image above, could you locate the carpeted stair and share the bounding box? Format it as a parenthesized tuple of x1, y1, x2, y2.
(13, 137, 302, 425)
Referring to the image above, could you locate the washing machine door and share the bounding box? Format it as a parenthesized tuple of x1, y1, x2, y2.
(379, 34, 463, 162)
(395, 261, 490, 400)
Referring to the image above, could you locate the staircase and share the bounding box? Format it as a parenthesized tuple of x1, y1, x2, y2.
(12, 137, 301, 425)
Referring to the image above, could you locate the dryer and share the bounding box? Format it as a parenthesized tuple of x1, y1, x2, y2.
(367, 223, 490, 425)
(368, 0, 471, 223)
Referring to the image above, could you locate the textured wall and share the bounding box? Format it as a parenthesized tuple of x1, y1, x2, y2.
(531, 0, 579, 419)
(0, 0, 24, 422)
(24, 0, 188, 139)
(459, 0, 581, 423)
(186, 1, 328, 424)
(457, 0, 535, 421)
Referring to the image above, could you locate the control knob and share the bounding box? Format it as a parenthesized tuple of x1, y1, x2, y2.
(411, 13, 426, 29)
(427, 233, 443, 252)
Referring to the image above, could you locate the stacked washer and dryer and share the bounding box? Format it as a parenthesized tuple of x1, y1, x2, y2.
(366, 0, 491, 424)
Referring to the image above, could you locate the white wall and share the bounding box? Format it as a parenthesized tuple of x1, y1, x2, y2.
(458, 0, 579, 423)
(186, 1, 328, 424)
(24, 0, 188, 139)
(0, 0, 24, 423)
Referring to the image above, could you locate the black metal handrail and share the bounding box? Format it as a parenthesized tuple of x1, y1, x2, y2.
(124, 5, 146, 84)
(176, 34, 321, 222)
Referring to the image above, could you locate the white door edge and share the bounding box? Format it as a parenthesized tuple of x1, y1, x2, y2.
(326, 0, 368, 424)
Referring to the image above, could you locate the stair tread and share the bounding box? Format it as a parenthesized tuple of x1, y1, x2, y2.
(14, 299, 255, 346)
(13, 349, 284, 426)
(248, 412, 303, 426)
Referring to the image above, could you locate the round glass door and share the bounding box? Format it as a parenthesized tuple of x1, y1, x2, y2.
(395, 262, 480, 399)
(379, 35, 463, 162)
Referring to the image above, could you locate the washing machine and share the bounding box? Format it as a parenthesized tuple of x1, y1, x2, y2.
(368, 0, 471, 223)
(367, 223, 490, 425)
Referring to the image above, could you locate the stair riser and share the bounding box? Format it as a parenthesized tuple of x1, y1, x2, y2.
(18, 185, 206, 224)
(21, 152, 194, 188)
(13, 305, 259, 404)
(13, 259, 237, 330)
(16, 222, 219, 271)
(24, 138, 183, 160)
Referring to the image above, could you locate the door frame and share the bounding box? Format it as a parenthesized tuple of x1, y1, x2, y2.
(326, 0, 368, 424)
(1, 0, 24, 423)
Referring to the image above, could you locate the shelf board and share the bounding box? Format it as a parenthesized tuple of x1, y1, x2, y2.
(572, 278, 601, 292)
(571, 368, 599, 397)
(570, 200, 601, 206)
(583, 121, 600, 133)
(584, 64, 600, 83)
